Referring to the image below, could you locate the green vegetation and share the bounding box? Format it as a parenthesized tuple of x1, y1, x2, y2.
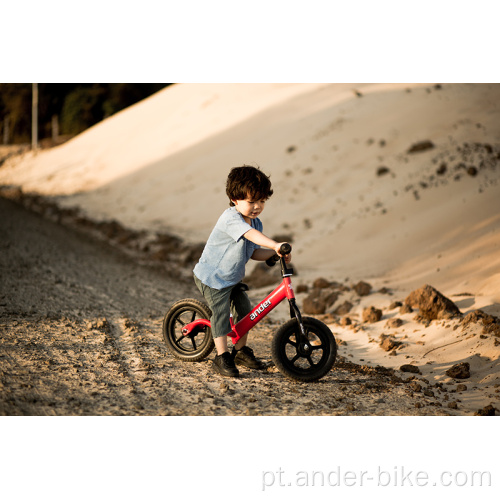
(0, 83, 171, 145)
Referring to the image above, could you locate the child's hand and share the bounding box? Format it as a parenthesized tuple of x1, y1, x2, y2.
(275, 242, 292, 262)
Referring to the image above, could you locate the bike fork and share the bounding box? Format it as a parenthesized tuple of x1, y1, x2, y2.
(288, 298, 306, 342)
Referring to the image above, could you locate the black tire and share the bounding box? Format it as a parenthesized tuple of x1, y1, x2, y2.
(162, 298, 214, 361)
(271, 317, 337, 382)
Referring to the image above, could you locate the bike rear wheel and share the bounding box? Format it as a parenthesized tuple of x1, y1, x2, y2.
(162, 298, 214, 361)
(271, 317, 337, 382)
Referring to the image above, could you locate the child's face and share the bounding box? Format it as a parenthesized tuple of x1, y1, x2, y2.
(233, 194, 266, 221)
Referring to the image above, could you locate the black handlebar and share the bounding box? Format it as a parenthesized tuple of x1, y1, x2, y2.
(266, 243, 292, 267)
(280, 243, 292, 255)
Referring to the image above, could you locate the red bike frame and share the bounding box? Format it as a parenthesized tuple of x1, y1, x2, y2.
(181, 273, 296, 345)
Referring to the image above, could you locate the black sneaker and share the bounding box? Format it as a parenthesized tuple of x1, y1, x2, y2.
(212, 352, 239, 377)
(232, 346, 265, 370)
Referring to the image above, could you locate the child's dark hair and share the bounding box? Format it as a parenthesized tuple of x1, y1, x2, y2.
(226, 165, 273, 206)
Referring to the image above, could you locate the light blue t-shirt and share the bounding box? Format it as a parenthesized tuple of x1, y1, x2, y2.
(193, 207, 262, 289)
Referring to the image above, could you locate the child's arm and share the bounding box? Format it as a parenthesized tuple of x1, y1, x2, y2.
(244, 229, 291, 262)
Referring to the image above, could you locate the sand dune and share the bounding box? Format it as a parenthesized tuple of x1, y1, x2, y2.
(1, 82, 499, 414)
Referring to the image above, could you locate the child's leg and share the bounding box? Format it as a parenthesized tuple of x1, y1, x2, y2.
(214, 335, 228, 356)
(194, 275, 233, 355)
(230, 285, 252, 349)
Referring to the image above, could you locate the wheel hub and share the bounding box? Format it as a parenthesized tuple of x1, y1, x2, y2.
(297, 341, 311, 357)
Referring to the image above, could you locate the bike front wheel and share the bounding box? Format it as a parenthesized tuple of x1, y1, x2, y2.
(162, 298, 214, 361)
(271, 317, 337, 382)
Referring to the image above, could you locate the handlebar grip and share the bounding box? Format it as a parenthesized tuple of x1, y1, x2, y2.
(265, 243, 292, 267)
(265, 254, 280, 267)
(280, 243, 292, 255)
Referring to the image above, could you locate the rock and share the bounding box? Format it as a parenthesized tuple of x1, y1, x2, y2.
(399, 304, 413, 314)
(400, 364, 421, 374)
(462, 309, 500, 336)
(446, 362, 470, 379)
(323, 291, 340, 309)
(436, 163, 447, 175)
(353, 281, 372, 296)
(379, 334, 402, 351)
(313, 277, 330, 289)
(474, 405, 497, 416)
(340, 317, 352, 326)
(407, 140, 435, 153)
(377, 166, 390, 176)
(389, 301, 403, 310)
(296, 284, 308, 293)
(404, 284, 461, 320)
(330, 281, 351, 292)
(456, 384, 467, 392)
(448, 401, 458, 409)
(334, 301, 353, 315)
(467, 166, 478, 177)
(386, 318, 403, 328)
(303, 289, 339, 315)
(363, 306, 383, 323)
(409, 381, 422, 392)
(303, 295, 326, 315)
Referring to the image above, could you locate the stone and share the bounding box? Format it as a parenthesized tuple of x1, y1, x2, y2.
(399, 304, 413, 314)
(386, 318, 403, 328)
(302, 289, 339, 315)
(404, 284, 461, 321)
(323, 290, 339, 310)
(407, 140, 435, 153)
(389, 301, 403, 310)
(363, 306, 383, 323)
(353, 281, 372, 296)
(462, 309, 500, 337)
(379, 334, 402, 351)
(303, 296, 326, 315)
(400, 364, 421, 374)
(334, 301, 353, 316)
(340, 317, 352, 327)
(313, 277, 330, 289)
(376, 166, 390, 176)
(409, 381, 422, 392)
(474, 405, 497, 416)
(446, 362, 470, 379)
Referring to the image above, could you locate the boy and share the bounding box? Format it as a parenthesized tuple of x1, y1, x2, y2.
(193, 165, 291, 377)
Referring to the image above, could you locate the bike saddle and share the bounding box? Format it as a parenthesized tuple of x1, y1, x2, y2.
(231, 282, 249, 298)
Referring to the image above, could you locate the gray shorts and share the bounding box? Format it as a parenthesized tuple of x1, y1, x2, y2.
(193, 274, 251, 339)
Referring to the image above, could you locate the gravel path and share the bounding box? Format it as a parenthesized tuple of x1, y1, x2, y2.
(0, 196, 450, 415)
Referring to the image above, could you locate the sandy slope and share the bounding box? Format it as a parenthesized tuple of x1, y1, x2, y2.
(1, 82, 499, 415)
